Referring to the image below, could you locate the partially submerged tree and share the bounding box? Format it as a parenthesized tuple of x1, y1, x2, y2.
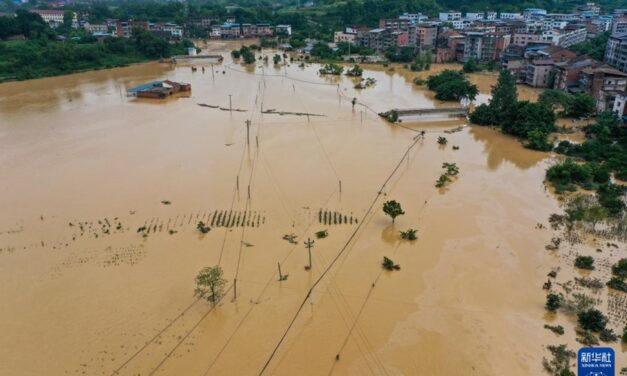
(574, 255, 595, 270)
(399, 228, 417, 240)
(577, 308, 607, 332)
(383, 200, 405, 223)
(194, 266, 227, 304)
(197, 221, 210, 234)
(382, 256, 400, 270)
(545, 293, 562, 312)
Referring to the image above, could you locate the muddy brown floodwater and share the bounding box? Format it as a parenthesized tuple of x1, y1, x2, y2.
(0, 44, 624, 376)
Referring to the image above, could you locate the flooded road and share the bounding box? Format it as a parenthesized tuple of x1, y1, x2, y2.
(0, 47, 623, 375)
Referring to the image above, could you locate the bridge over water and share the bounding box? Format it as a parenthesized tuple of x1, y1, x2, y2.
(379, 107, 468, 123)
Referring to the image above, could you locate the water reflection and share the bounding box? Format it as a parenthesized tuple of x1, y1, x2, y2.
(0, 63, 173, 114)
(469, 125, 546, 170)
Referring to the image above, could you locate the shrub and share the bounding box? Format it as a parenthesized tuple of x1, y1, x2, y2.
(382, 256, 400, 270)
(606, 277, 627, 292)
(469, 103, 494, 125)
(544, 324, 565, 335)
(197, 221, 211, 234)
(574, 256, 595, 270)
(315, 230, 328, 239)
(577, 308, 607, 332)
(545, 293, 561, 312)
(399, 229, 417, 240)
(599, 328, 618, 342)
(612, 258, 627, 278)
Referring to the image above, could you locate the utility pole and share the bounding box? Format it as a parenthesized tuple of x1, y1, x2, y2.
(228, 94, 232, 112)
(245, 120, 251, 145)
(304, 238, 314, 270)
(211, 63, 215, 82)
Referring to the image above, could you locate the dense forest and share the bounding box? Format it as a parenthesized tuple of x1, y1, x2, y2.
(0, 10, 193, 81)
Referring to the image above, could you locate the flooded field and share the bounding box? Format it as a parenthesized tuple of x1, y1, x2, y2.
(0, 44, 625, 376)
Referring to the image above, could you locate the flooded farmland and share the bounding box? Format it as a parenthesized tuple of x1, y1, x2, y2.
(0, 45, 625, 376)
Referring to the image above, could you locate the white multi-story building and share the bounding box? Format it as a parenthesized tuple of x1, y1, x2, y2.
(499, 12, 522, 20)
(542, 20, 568, 30)
(276, 24, 292, 35)
(541, 27, 586, 47)
(161, 23, 183, 38)
(334, 30, 356, 44)
(84, 23, 110, 35)
(612, 17, 627, 34)
(592, 16, 613, 32)
(523, 8, 547, 19)
(30, 9, 77, 28)
(399, 13, 428, 24)
(465, 11, 497, 21)
(465, 12, 483, 21)
(439, 11, 462, 22)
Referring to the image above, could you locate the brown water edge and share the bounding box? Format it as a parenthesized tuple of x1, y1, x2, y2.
(0, 50, 623, 376)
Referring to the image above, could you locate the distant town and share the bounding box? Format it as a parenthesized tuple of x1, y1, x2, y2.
(1, 1, 627, 118)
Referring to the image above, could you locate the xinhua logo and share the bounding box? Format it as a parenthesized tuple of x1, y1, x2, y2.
(578, 347, 615, 376)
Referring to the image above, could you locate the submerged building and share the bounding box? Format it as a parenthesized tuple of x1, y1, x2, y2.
(127, 80, 191, 99)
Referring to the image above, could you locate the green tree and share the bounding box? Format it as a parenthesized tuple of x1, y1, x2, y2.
(399, 228, 417, 240)
(62, 10, 74, 32)
(545, 293, 561, 311)
(503, 101, 555, 138)
(427, 69, 478, 101)
(383, 200, 404, 223)
(578, 308, 607, 332)
(567, 93, 595, 118)
(489, 69, 518, 126)
(612, 258, 627, 278)
(194, 266, 227, 304)
(462, 58, 479, 73)
(469, 103, 494, 125)
(526, 129, 552, 151)
(574, 255, 595, 270)
(273, 53, 281, 64)
(539, 89, 571, 113)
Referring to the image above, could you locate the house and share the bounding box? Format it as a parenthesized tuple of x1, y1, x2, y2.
(30, 9, 77, 28)
(160, 23, 183, 38)
(524, 57, 555, 87)
(276, 24, 292, 36)
(499, 12, 522, 20)
(115, 20, 149, 38)
(128, 80, 191, 99)
(541, 27, 587, 47)
(84, 23, 109, 35)
(580, 65, 627, 111)
(460, 32, 510, 62)
(612, 92, 627, 120)
(605, 33, 627, 73)
(553, 55, 600, 91)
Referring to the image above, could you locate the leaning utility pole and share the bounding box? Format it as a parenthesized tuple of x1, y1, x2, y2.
(304, 238, 314, 270)
(245, 120, 251, 145)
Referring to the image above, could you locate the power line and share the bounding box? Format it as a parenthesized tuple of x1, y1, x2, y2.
(257, 134, 423, 375)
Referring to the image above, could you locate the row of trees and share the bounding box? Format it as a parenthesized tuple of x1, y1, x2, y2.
(1, 28, 192, 81)
(470, 69, 556, 151)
